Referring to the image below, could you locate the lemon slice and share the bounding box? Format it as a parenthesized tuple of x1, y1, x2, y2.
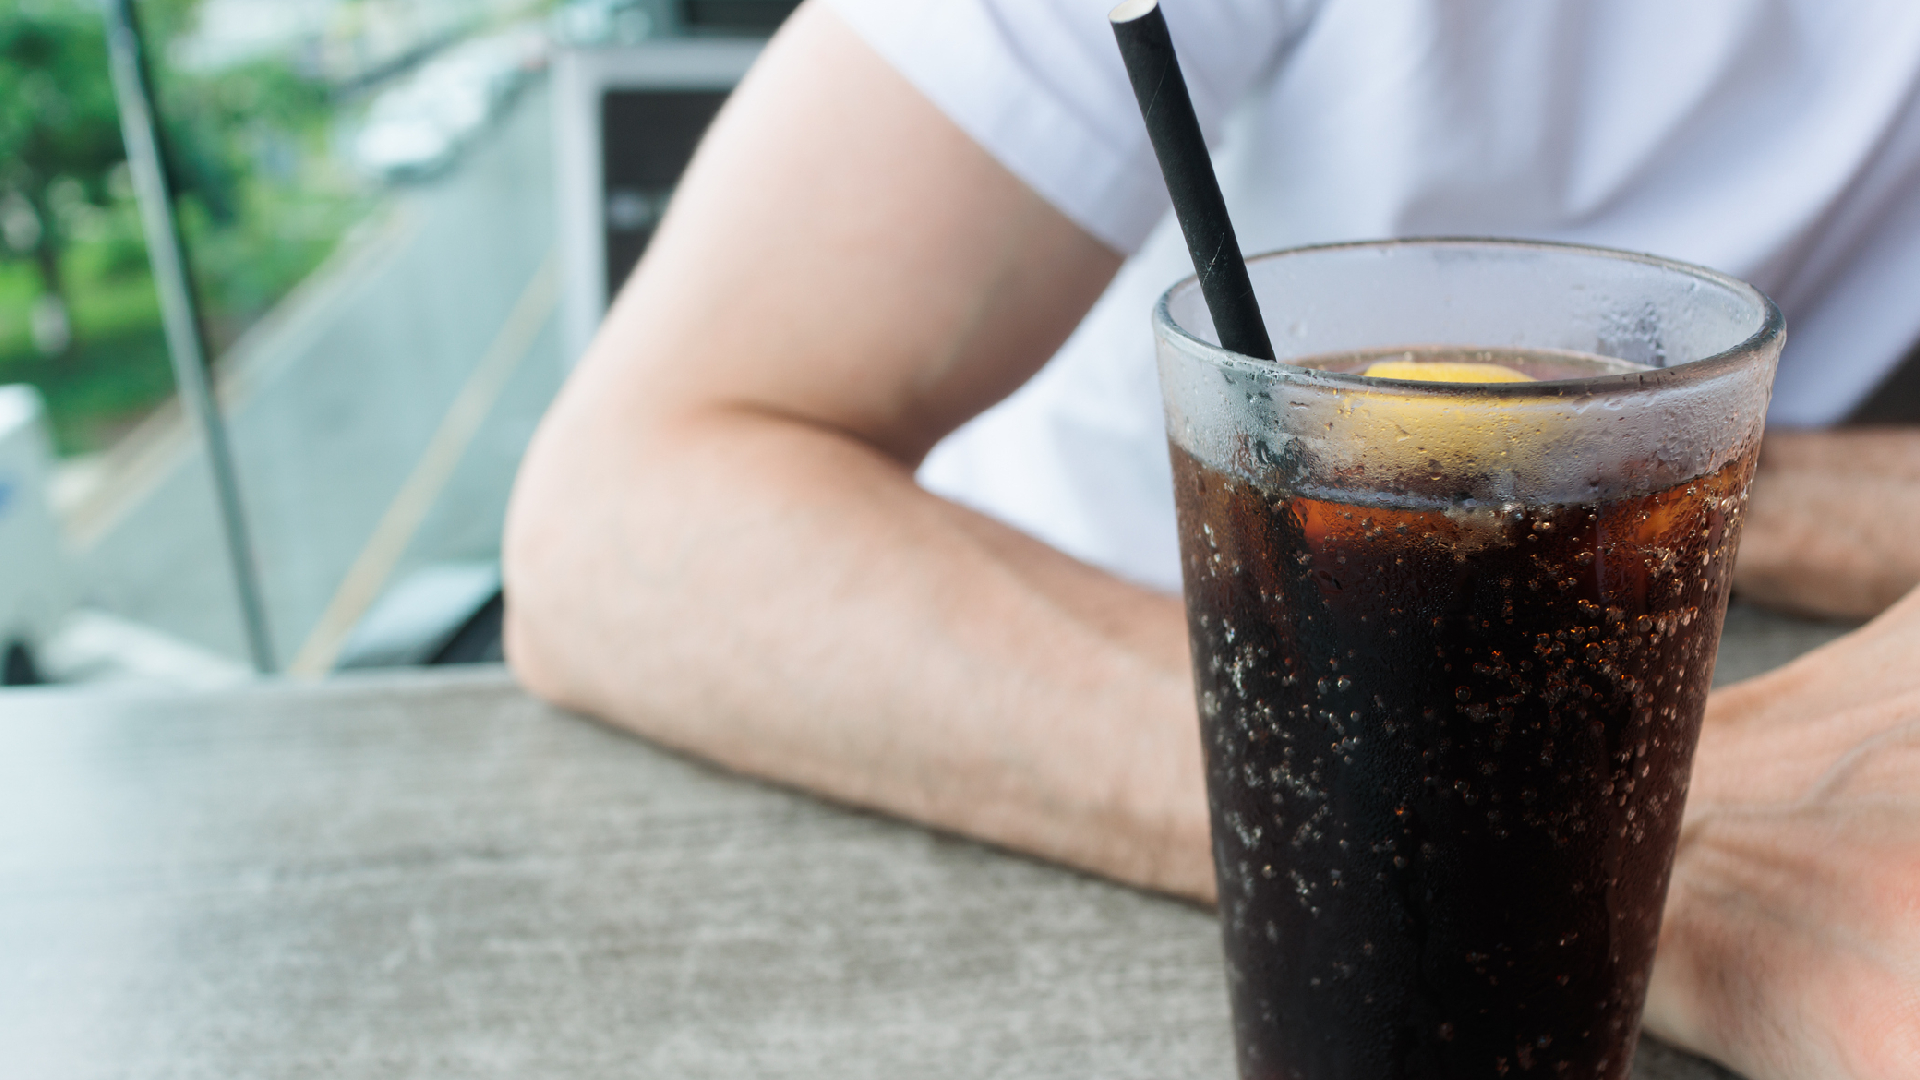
(1362, 360, 1536, 384)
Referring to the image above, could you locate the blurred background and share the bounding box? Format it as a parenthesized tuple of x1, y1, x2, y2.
(0, 0, 796, 687)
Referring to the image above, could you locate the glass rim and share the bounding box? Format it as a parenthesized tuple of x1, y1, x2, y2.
(1152, 237, 1786, 398)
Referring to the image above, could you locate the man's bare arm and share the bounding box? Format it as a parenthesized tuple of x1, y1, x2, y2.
(1734, 427, 1920, 620)
(503, 2, 1213, 897)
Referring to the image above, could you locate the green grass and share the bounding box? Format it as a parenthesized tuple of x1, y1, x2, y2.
(0, 242, 178, 456)
(0, 179, 369, 456)
(0, 322, 174, 453)
(182, 179, 371, 343)
(0, 263, 35, 356)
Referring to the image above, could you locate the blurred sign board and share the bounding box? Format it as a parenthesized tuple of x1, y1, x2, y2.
(554, 41, 760, 364)
(678, 0, 802, 33)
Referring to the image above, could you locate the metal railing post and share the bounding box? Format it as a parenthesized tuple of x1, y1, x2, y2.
(102, 0, 277, 675)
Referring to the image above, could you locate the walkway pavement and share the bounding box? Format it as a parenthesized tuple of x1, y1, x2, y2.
(72, 81, 565, 670)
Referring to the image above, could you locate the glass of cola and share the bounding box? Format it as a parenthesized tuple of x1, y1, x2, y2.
(1155, 239, 1783, 1080)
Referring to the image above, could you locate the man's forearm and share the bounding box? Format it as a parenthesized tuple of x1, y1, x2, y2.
(505, 403, 1213, 899)
(1734, 428, 1920, 620)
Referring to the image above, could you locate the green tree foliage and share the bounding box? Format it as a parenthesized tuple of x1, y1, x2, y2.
(0, 0, 334, 354)
(158, 57, 334, 227)
(0, 0, 126, 355)
(0, 0, 359, 450)
(129, 0, 332, 231)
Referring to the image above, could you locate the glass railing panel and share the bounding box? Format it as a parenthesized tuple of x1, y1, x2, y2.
(1, 0, 783, 687)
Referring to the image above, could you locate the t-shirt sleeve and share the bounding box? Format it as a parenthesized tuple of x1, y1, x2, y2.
(821, 0, 1320, 254)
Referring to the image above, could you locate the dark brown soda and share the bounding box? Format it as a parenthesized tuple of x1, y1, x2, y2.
(1172, 436, 1755, 1080)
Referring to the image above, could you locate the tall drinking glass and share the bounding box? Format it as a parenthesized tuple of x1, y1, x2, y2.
(1156, 240, 1782, 1080)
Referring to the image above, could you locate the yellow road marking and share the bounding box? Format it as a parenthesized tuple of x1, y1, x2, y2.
(288, 251, 558, 678)
(63, 202, 421, 550)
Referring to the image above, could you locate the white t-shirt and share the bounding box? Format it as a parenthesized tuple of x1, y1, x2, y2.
(825, 0, 1920, 594)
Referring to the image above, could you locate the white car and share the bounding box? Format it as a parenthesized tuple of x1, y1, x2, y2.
(353, 85, 463, 181)
(352, 26, 550, 182)
(552, 0, 656, 47)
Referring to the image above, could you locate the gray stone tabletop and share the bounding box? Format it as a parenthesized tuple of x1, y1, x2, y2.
(0, 602, 1854, 1078)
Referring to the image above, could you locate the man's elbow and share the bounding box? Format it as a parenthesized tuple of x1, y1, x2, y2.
(501, 600, 559, 703)
(500, 427, 593, 712)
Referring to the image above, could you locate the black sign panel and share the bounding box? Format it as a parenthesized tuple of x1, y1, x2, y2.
(679, 0, 802, 33)
(599, 88, 731, 300)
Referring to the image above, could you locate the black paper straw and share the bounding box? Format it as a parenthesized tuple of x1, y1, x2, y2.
(1109, 0, 1275, 362)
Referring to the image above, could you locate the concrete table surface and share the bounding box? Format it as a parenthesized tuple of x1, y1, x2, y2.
(0, 602, 1854, 1079)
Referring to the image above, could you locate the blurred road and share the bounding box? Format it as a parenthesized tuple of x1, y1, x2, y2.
(75, 80, 565, 668)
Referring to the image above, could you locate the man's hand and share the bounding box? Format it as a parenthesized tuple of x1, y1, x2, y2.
(1734, 428, 1920, 620)
(1644, 585, 1920, 1079)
